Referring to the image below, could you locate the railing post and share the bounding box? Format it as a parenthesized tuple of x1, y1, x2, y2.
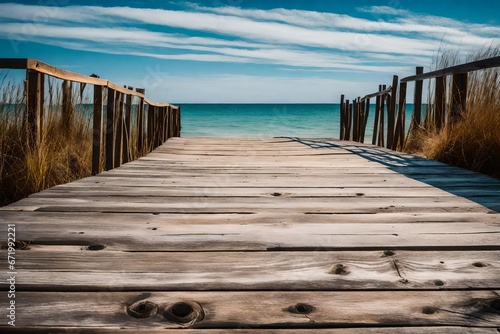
(114, 92, 124, 168)
(163, 106, 168, 142)
(167, 106, 172, 140)
(357, 97, 363, 142)
(387, 75, 398, 149)
(372, 85, 382, 145)
(177, 106, 181, 137)
(154, 106, 160, 148)
(362, 98, 370, 143)
(136, 88, 145, 154)
(352, 98, 359, 142)
(61, 79, 73, 137)
(450, 73, 468, 124)
(339, 95, 345, 140)
(410, 67, 424, 130)
(378, 85, 386, 147)
(123, 89, 132, 164)
(344, 100, 352, 140)
(393, 81, 407, 150)
(359, 97, 365, 142)
(92, 85, 103, 175)
(105, 88, 116, 171)
(147, 105, 154, 150)
(434, 75, 446, 130)
(25, 70, 44, 148)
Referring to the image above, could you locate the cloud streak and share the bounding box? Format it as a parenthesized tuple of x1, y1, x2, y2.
(0, 2, 498, 74)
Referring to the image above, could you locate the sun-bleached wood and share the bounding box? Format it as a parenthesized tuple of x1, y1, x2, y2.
(1, 137, 499, 332)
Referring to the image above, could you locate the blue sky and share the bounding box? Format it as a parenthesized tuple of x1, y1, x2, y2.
(0, 0, 498, 103)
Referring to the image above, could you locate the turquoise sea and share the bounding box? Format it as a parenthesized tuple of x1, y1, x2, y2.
(179, 104, 418, 140)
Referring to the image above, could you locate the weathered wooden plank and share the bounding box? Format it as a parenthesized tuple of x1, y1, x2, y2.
(1, 221, 499, 251)
(1, 291, 499, 328)
(1, 210, 497, 225)
(95, 163, 484, 175)
(1, 209, 498, 227)
(45, 175, 499, 191)
(5, 328, 498, 334)
(32, 186, 499, 198)
(5, 250, 499, 291)
(5, 325, 498, 334)
(4, 195, 494, 214)
(401, 55, 500, 82)
(1, 135, 499, 332)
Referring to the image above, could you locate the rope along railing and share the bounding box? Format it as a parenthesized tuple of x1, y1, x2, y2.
(0, 58, 181, 175)
(340, 55, 500, 151)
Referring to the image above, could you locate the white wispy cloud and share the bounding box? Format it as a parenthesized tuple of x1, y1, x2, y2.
(0, 2, 497, 74)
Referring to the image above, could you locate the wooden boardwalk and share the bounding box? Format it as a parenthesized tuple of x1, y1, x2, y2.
(1, 137, 500, 332)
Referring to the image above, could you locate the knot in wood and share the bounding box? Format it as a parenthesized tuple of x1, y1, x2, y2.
(472, 262, 487, 268)
(163, 301, 204, 325)
(86, 244, 105, 251)
(421, 306, 437, 315)
(287, 303, 315, 315)
(383, 250, 395, 257)
(433, 280, 445, 286)
(330, 263, 349, 275)
(127, 300, 158, 318)
(490, 299, 500, 311)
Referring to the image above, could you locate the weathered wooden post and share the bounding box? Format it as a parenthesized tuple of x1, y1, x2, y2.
(372, 85, 382, 145)
(61, 80, 73, 137)
(114, 92, 124, 168)
(25, 70, 44, 147)
(344, 99, 350, 140)
(162, 106, 168, 143)
(154, 106, 160, 148)
(136, 88, 145, 154)
(410, 67, 424, 131)
(434, 76, 446, 130)
(359, 97, 365, 142)
(352, 98, 359, 142)
(450, 73, 468, 124)
(123, 88, 133, 164)
(176, 106, 181, 137)
(147, 105, 154, 151)
(167, 106, 172, 140)
(378, 85, 386, 147)
(387, 75, 398, 149)
(339, 95, 345, 140)
(105, 88, 116, 171)
(393, 81, 407, 150)
(362, 98, 370, 143)
(92, 85, 104, 175)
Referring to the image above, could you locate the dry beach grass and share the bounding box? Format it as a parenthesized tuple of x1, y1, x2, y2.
(404, 46, 500, 178)
(0, 75, 93, 206)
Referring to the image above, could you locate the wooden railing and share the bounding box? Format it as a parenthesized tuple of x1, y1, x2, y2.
(0, 58, 180, 175)
(340, 56, 500, 151)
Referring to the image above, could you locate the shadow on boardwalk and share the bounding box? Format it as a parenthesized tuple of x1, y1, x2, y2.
(287, 137, 500, 213)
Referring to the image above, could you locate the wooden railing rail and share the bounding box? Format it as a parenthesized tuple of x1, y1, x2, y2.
(0, 58, 181, 175)
(340, 55, 500, 151)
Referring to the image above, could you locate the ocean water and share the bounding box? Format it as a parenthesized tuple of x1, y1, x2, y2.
(179, 104, 417, 140)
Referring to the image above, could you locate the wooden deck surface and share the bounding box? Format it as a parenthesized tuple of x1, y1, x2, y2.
(1, 137, 500, 332)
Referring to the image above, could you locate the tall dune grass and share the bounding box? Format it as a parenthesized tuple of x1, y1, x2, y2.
(0, 74, 93, 206)
(404, 46, 500, 178)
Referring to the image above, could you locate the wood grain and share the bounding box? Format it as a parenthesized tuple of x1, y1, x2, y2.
(1, 291, 499, 328)
(3, 250, 499, 291)
(1, 137, 499, 332)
